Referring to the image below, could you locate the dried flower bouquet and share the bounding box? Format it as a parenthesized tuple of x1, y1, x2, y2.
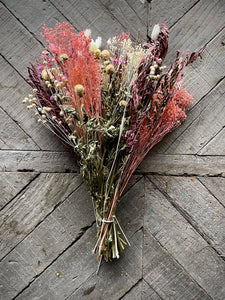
(23, 23, 204, 262)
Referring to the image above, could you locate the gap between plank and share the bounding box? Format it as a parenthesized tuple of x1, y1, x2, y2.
(0, 181, 84, 263)
(48, 0, 79, 32)
(0, 104, 41, 151)
(197, 177, 225, 210)
(197, 126, 225, 155)
(13, 220, 96, 300)
(0, 172, 40, 213)
(169, 0, 201, 30)
(147, 176, 225, 262)
(118, 277, 143, 300)
(0, 0, 45, 47)
(96, 0, 136, 40)
(144, 226, 214, 300)
(163, 76, 225, 154)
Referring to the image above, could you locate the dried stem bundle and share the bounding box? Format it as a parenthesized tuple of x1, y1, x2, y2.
(23, 23, 205, 261)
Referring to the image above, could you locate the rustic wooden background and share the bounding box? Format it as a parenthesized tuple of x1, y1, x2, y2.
(0, 0, 225, 299)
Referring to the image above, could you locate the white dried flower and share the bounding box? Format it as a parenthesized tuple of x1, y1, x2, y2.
(91, 36, 102, 49)
(84, 29, 91, 37)
(151, 24, 160, 41)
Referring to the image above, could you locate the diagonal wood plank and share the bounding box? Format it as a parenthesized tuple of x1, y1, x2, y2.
(0, 173, 82, 261)
(126, 0, 199, 30)
(0, 177, 144, 299)
(67, 230, 142, 300)
(1, 0, 68, 40)
(149, 175, 225, 255)
(143, 230, 211, 300)
(199, 128, 225, 155)
(0, 172, 38, 210)
(0, 3, 43, 78)
(0, 107, 38, 150)
(13, 177, 145, 300)
(0, 183, 94, 300)
(14, 225, 98, 300)
(48, 0, 127, 42)
(165, 79, 225, 154)
(121, 279, 162, 300)
(198, 177, 225, 207)
(165, 0, 225, 63)
(98, 0, 146, 39)
(144, 177, 225, 299)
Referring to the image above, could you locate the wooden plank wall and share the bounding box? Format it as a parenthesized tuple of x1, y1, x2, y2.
(0, 0, 225, 299)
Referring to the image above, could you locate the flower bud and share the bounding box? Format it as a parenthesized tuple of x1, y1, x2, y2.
(119, 100, 127, 107)
(41, 70, 49, 81)
(59, 54, 69, 62)
(94, 49, 101, 58)
(89, 44, 98, 55)
(101, 50, 110, 59)
(151, 24, 160, 41)
(106, 64, 115, 75)
(74, 84, 84, 97)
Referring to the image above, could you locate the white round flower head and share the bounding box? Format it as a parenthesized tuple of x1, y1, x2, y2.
(151, 24, 161, 41)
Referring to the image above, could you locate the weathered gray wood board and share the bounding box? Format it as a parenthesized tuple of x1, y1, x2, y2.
(0, 150, 79, 172)
(0, 0, 225, 299)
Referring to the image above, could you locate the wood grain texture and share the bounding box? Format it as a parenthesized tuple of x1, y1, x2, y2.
(0, 3, 43, 78)
(14, 177, 145, 300)
(2, 151, 225, 175)
(138, 154, 225, 176)
(0, 108, 38, 150)
(143, 230, 211, 300)
(126, 0, 199, 29)
(0, 0, 225, 299)
(67, 230, 142, 300)
(165, 0, 225, 62)
(0, 172, 38, 209)
(48, 0, 127, 43)
(144, 178, 225, 299)
(149, 175, 225, 254)
(0, 150, 78, 172)
(1, 0, 68, 40)
(0, 183, 94, 299)
(165, 79, 225, 154)
(0, 173, 82, 261)
(121, 279, 162, 300)
(199, 128, 225, 155)
(198, 177, 225, 207)
(99, 0, 146, 39)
